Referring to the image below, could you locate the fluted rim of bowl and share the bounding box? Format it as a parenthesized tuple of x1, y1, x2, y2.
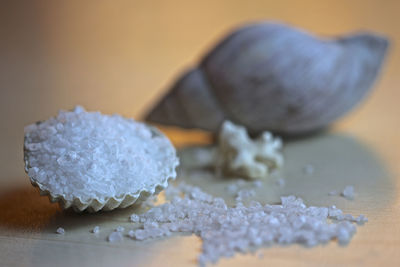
(23, 122, 179, 213)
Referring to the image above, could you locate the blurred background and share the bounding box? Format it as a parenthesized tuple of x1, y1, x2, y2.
(0, 0, 399, 187)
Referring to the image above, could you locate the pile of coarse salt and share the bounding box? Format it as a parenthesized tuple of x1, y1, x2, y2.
(24, 106, 178, 206)
(127, 183, 367, 266)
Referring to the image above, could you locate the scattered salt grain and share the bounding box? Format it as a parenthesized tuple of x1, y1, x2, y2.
(130, 214, 140, 223)
(225, 179, 264, 197)
(253, 180, 263, 188)
(303, 164, 315, 175)
(108, 231, 124, 243)
(226, 183, 239, 195)
(341, 186, 355, 200)
(116, 226, 125, 232)
(235, 189, 256, 202)
(129, 183, 366, 266)
(355, 215, 368, 225)
(328, 205, 343, 218)
(56, 227, 65, 235)
(128, 230, 135, 238)
(91, 226, 100, 234)
(329, 190, 339, 196)
(275, 177, 285, 187)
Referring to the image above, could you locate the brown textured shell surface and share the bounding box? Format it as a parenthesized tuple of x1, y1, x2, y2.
(146, 22, 389, 135)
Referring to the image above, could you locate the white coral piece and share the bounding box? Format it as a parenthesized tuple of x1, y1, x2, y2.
(216, 121, 283, 179)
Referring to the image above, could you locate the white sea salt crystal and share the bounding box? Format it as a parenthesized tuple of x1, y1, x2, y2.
(226, 179, 263, 197)
(235, 189, 256, 202)
(303, 164, 315, 175)
(133, 229, 147, 240)
(23, 106, 179, 210)
(329, 190, 339, 196)
(128, 230, 135, 238)
(341, 185, 355, 200)
(130, 214, 140, 223)
(129, 183, 366, 266)
(91, 226, 100, 234)
(328, 205, 343, 219)
(343, 214, 356, 221)
(226, 184, 239, 195)
(253, 180, 263, 188)
(355, 215, 368, 225)
(108, 231, 124, 242)
(116, 226, 125, 232)
(275, 178, 285, 187)
(144, 221, 159, 230)
(56, 227, 65, 235)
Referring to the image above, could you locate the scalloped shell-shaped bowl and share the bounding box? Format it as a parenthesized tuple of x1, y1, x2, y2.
(24, 123, 178, 213)
(27, 172, 175, 213)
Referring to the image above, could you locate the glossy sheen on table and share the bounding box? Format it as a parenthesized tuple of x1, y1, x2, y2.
(0, 1, 399, 267)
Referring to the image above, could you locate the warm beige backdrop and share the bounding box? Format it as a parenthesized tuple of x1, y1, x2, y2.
(1, 0, 399, 185)
(0, 1, 399, 266)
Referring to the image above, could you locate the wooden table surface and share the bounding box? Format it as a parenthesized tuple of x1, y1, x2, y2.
(0, 1, 399, 266)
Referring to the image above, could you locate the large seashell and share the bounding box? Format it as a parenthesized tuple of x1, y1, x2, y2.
(145, 22, 389, 135)
(24, 106, 179, 212)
